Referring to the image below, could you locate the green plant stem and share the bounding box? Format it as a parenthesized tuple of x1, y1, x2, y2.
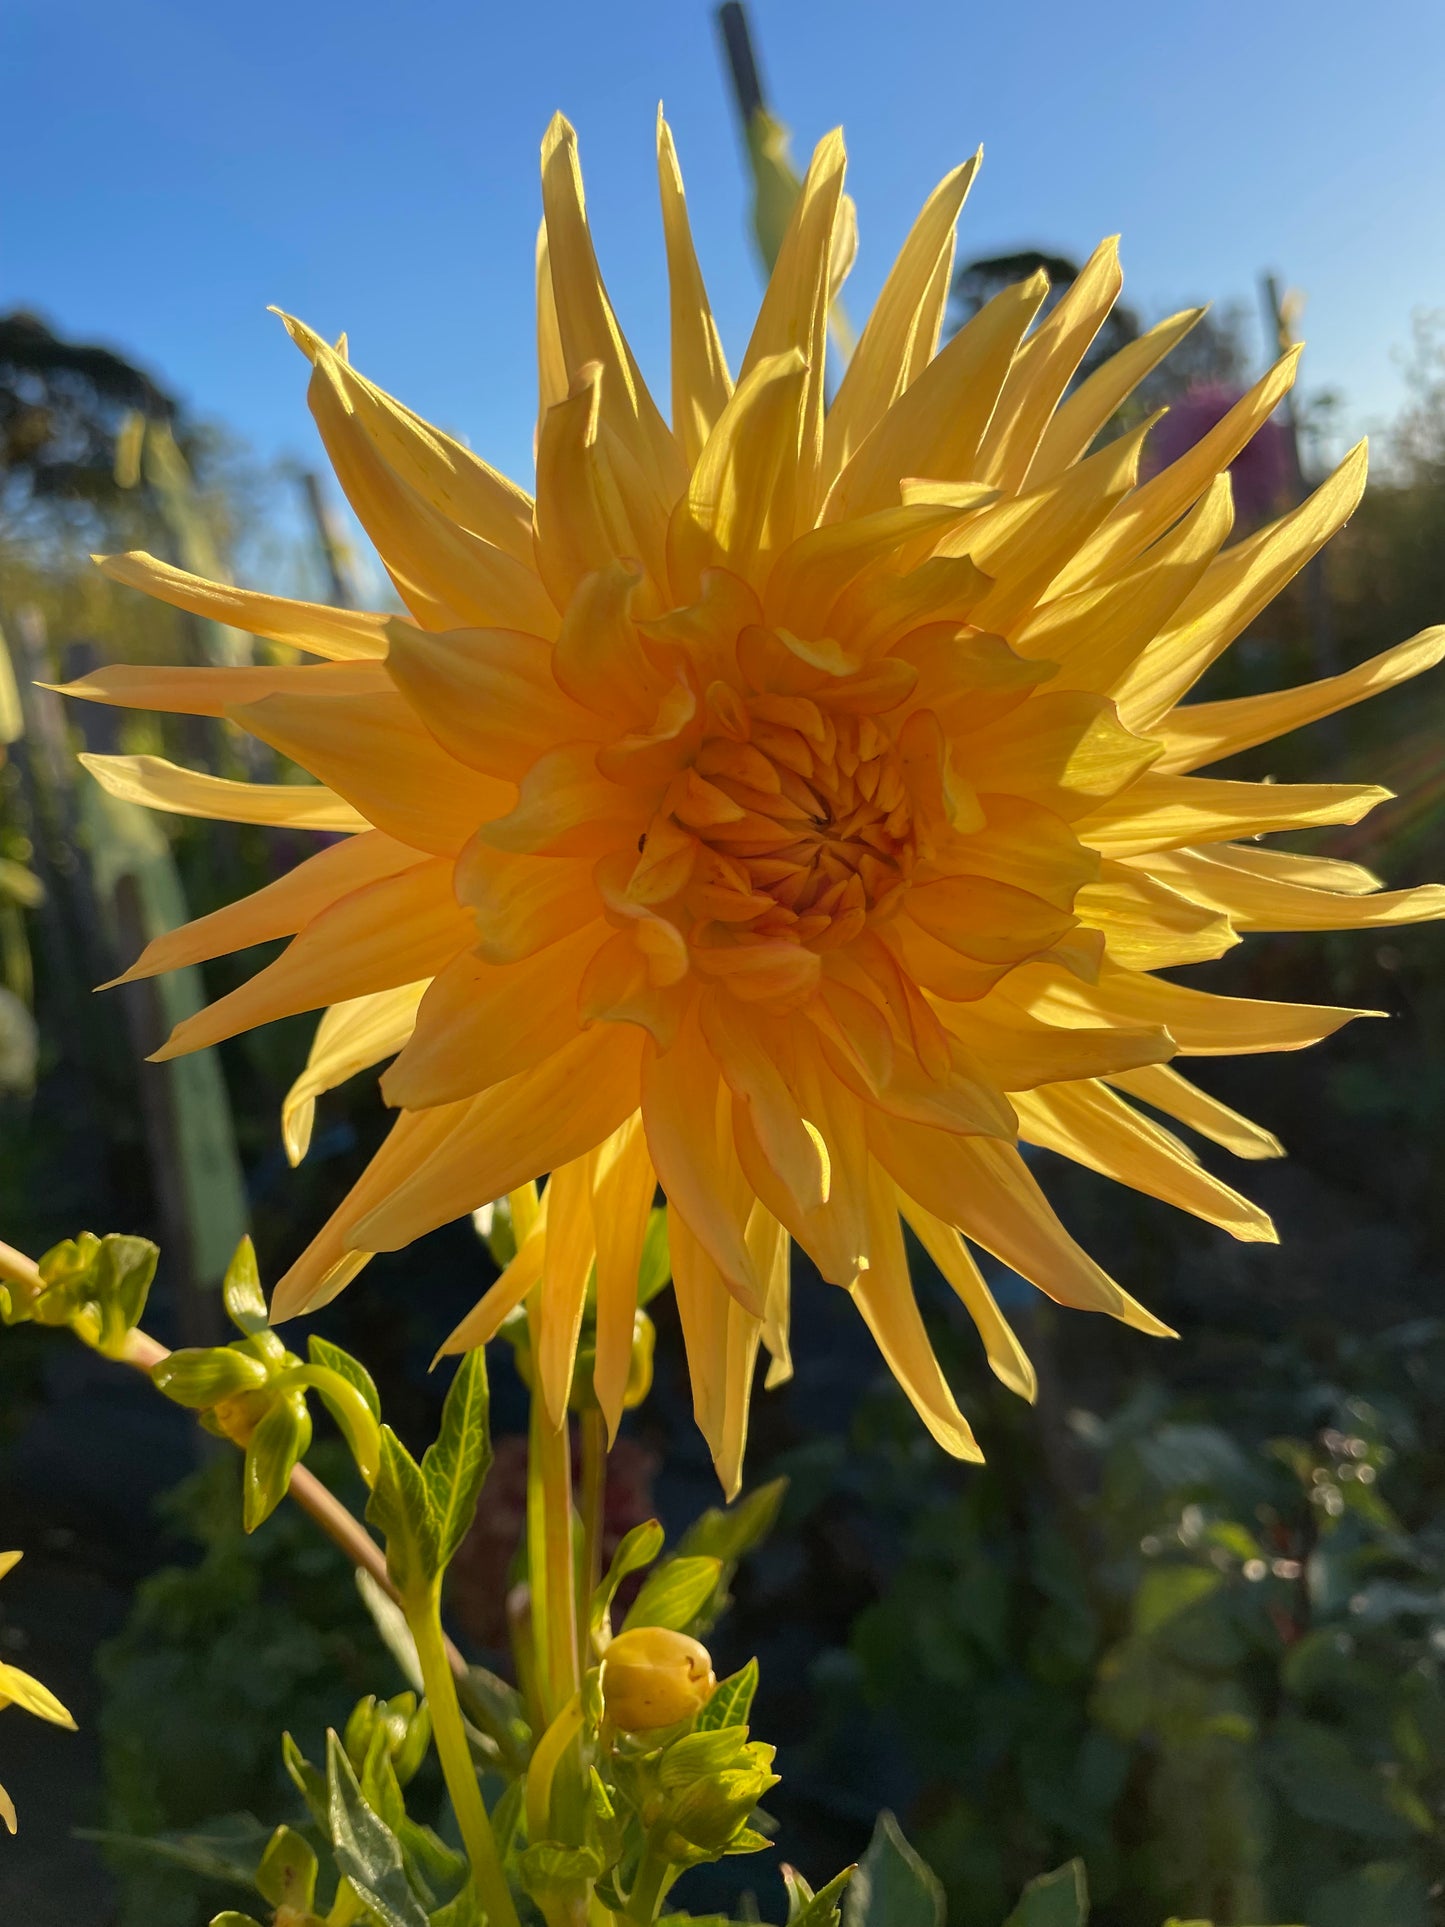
(626, 1847, 675, 1926)
(578, 1406, 607, 1665)
(410, 1582, 522, 1927)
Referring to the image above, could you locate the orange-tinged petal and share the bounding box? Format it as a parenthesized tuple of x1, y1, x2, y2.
(700, 996, 828, 1215)
(95, 550, 393, 661)
(283, 983, 427, 1165)
(455, 840, 602, 962)
(51, 657, 388, 717)
(937, 995, 1173, 1090)
(79, 752, 367, 831)
(592, 1116, 657, 1438)
(895, 1190, 1037, 1401)
(438, 1204, 547, 1358)
(1078, 772, 1390, 857)
(481, 744, 645, 858)
(538, 1149, 601, 1427)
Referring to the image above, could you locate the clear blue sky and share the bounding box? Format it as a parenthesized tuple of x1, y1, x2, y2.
(5, 0, 1444, 502)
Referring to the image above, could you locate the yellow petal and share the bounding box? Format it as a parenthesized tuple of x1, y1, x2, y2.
(109, 831, 420, 986)
(1111, 442, 1369, 729)
(538, 1150, 601, 1428)
(283, 983, 427, 1165)
(1027, 307, 1205, 487)
(1105, 1063, 1284, 1161)
(764, 501, 968, 641)
(1057, 347, 1305, 592)
(1187, 842, 1383, 896)
(380, 921, 607, 1109)
(481, 744, 644, 859)
(938, 996, 1173, 1089)
(454, 839, 602, 963)
(150, 858, 471, 1061)
(536, 223, 568, 419)
(79, 752, 366, 831)
(0, 1661, 76, 1729)
(438, 1205, 548, 1358)
(975, 237, 1124, 495)
(385, 619, 600, 781)
(50, 657, 388, 717)
(954, 691, 1161, 818)
(822, 154, 980, 482)
(95, 550, 392, 661)
(1013, 1082, 1277, 1243)
(229, 689, 512, 856)
(1079, 772, 1390, 857)
(592, 1116, 657, 1438)
(666, 1205, 731, 1455)
(746, 1201, 793, 1390)
(700, 996, 828, 1215)
(852, 1161, 983, 1460)
(1151, 626, 1445, 772)
(825, 271, 1048, 526)
(1074, 858, 1238, 969)
(1137, 846, 1445, 933)
(895, 1189, 1037, 1400)
(657, 111, 733, 467)
(1, 1780, 14, 1834)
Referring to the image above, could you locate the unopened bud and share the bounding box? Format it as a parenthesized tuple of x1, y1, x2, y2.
(601, 1627, 715, 1731)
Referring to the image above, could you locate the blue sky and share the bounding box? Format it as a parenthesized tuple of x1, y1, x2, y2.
(5, 0, 1444, 502)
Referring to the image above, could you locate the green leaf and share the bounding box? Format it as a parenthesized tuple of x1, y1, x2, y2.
(636, 1207, 672, 1304)
(1002, 1859, 1089, 1927)
(421, 1349, 494, 1573)
(355, 1568, 425, 1693)
(622, 1555, 723, 1633)
(592, 1518, 665, 1628)
(843, 1812, 945, 1927)
(30, 1231, 159, 1356)
(255, 1823, 318, 1912)
(326, 1728, 430, 1927)
(308, 1333, 382, 1419)
(430, 1880, 483, 1927)
(242, 1391, 312, 1532)
(1132, 1565, 1223, 1637)
(678, 1478, 787, 1566)
(76, 1813, 269, 1886)
(222, 1236, 269, 1334)
(367, 1425, 440, 1598)
(789, 1865, 856, 1927)
(695, 1658, 759, 1732)
(282, 1732, 329, 1831)
(152, 1345, 269, 1408)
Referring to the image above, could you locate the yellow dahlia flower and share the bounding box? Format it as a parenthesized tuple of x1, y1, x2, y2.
(67, 116, 1444, 1491)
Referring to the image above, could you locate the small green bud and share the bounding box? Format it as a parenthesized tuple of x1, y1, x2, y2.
(601, 1626, 715, 1731)
(152, 1346, 270, 1409)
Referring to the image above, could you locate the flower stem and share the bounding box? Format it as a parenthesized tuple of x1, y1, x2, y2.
(578, 1406, 607, 1665)
(626, 1847, 675, 1926)
(410, 1581, 522, 1927)
(530, 1393, 579, 1719)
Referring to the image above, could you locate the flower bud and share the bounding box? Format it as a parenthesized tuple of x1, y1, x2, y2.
(601, 1627, 715, 1731)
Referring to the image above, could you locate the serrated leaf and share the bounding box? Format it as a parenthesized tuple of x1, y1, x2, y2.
(255, 1823, 318, 1911)
(695, 1659, 759, 1732)
(367, 1425, 440, 1598)
(242, 1392, 311, 1533)
(326, 1729, 429, 1927)
(308, 1333, 382, 1419)
(152, 1345, 269, 1409)
(593, 1518, 665, 1629)
(223, 1236, 268, 1334)
(844, 1813, 945, 1927)
(637, 1207, 672, 1304)
(622, 1555, 722, 1633)
(1002, 1859, 1089, 1927)
(421, 1349, 493, 1573)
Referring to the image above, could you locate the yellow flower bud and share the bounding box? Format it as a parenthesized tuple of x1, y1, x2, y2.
(601, 1627, 715, 1732)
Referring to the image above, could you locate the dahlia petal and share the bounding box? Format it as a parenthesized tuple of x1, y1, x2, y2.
(385, 619, 600, 780)
(95, 550, 393, 661)
(540, 114, 687, 503)
(51, 657, 388, 718)
(533, 367, 637, 611)
(1059, 348, 1304, 592)
(894, 1190, 1037, 1401)
(79, 752, 366, 831)
(1074, 859, 1239, 969)
(538, 1150, 601, 1428)
(303, 345, 558, 636)
(283, 983, 428, 1166)
(765, 503, 965, 640)
(230, 689, 511, 855)
(1010, 474, 1233, 695)
(853, 1162, 983, 1461)
(903, 874, 1076, 965)
(380, 921, 607, 1109)
(1004, 959, 1375, 1054)
(666, 1206, 731, 1462)
(975, 236, 1124, 495)
(885, 918, 1016, 1002)
(867, 1116, 1174, 1336)
(657, 111, 733, 467)
(481, 743, 645, 858)
(272, 1099, 476, 1319)
(822, 154, 980, 480)
(592, 1116, 657, 1439)
(746, 1201, 793, 1390)
(437, 1206, 547, 1359)
(106, 830, 420, 986)
(937, 794, 1099, 911)
(277, 312, 536, 564)
(1139, 847, 1445, 933)
(350, 1023, 645, 1253)
(1105, 1064, 1284, 1161)
(149, 857, 471, 1061)
(1151, 625, 1445, 773)
(1079, 772, 1390, 856)
(937, 998, 1173, 1090)
(1112, 442, 1369, 728)
(454, 840, 602, 962)
(536, 223, 568, 418)
(641, 1014, 763, 1312)
(700, 996, 829, 1215)
(552, 561, 663, 725)
(714, 1293, 765, 1501)
(835, 552, 995, 654)
(1013, 1081, 1278, 1243)
(1191, 843, 1383, 896)
(953, 690, 1161, 818)
(1027, 307, 1204, 486)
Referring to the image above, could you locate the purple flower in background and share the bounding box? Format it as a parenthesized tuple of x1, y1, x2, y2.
(1146, 382, 1292, 523)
